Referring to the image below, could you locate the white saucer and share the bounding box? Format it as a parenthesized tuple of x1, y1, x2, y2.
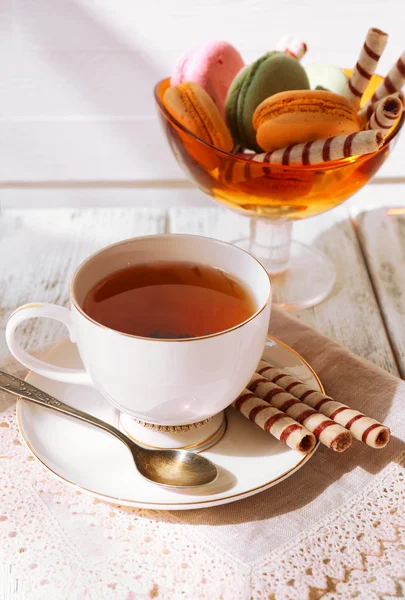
(17, 336, 322, 510)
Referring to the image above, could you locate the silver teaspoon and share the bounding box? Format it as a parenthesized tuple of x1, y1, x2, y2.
(0, 372, 218, 488)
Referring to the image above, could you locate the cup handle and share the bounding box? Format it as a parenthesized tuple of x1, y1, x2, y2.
(6, 303, 92, 385)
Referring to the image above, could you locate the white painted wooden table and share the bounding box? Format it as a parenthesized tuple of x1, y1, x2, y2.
(1, 183, 405, 374)
(1, 184, 405, 598)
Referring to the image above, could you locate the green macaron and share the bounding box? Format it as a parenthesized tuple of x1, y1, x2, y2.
(225, 51, 310, 150)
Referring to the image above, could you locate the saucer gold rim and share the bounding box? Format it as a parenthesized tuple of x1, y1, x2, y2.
(16, 335, 323, 508)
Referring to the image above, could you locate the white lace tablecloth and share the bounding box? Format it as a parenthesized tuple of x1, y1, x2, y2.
(1, 342, 405, 600)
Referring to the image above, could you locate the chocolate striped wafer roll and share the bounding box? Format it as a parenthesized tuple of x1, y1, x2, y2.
(369, 50, 405, 105)
(257, 360, 390, 449)
(346, 27, 388, 109)
(365, 94, 404, 130)
(249, 130, 383, 167)
(249, 373, 352, 452)
(275, 35, 307, 60)
(233, 389, 316, 453)
(359, 90, 405, 124)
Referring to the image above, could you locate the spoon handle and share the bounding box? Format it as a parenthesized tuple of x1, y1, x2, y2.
(0, 371, 135, 451)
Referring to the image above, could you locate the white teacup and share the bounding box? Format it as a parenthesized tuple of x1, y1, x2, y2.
(7, 235, 271, 447)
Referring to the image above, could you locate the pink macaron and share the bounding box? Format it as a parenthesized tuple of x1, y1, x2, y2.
(171, 40, 244, 116)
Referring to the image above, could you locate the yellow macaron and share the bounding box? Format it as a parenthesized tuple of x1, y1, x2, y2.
(253, 90, 361, 151)
(164, 82, 233, 152)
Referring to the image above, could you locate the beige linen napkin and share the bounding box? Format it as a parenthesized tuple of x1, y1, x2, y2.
(175, 307, 405, 565)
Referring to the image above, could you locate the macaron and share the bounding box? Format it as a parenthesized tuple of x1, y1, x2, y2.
(225, 52, 310, 151)
(253, 90, 361, 151)
(305, 64, 348, 95)
(170, 41, 244, 116)
(163, 81, 233, 152)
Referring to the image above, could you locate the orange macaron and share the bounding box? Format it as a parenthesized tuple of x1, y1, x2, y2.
(253, 90, 361, 151)
(164, 82, 233, 152)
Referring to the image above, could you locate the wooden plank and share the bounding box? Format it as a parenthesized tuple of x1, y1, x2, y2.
(2, 180, 404, 210)
(2, 119, 403, 184)
(12, 0, 405, 63)
(356, 207, 405, 378)
(0, 208, 166, 361)
(7, 51, 163, 119)
(0, 185, 209, 208)
(293, 207, 399, 375)
(0, 120, 184, 182)
(169, 205, 398, 374)
(169, 205, 249, 242)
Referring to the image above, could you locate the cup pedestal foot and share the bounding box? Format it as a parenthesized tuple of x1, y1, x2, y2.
(119, 411, 226, 452)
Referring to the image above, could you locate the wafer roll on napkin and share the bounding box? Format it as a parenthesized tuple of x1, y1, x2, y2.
(233, 389, 316, 453)
(365, 94, 404, 130)
(249, 373, 352, 452)
(249, 130, 383, 167)
(257, 360, 391, 448)
(346, 27, 388, 109)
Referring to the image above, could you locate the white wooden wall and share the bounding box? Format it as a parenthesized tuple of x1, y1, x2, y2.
(2, 0, 404, 205)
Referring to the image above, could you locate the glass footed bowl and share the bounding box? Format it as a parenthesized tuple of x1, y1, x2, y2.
(154, 72, 404, 310)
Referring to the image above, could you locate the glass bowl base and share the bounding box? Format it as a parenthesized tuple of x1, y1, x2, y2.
(232, 238, 336, 311)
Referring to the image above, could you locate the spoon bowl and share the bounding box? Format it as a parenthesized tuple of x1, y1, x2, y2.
(0, 371, 218, 489)
(134, 447, 218, 488)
